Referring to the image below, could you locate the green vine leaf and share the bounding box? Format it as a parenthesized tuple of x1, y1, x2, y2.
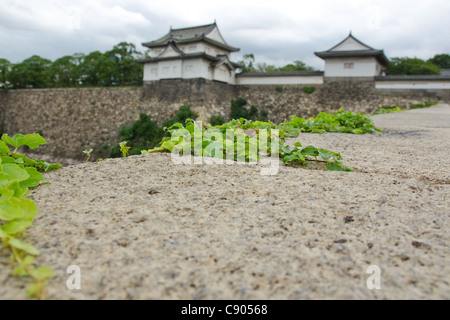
(30, 266, 54, 281)
(7, 237, 40, 255)
(20, 167, 47, 188)
(1, 163, 30, 182)
(119, 141, 130, 158)
(280, 108, 382, 136)
(0, 220, 33, 235)
(0, 196, 38, 222)
(26, 283, 47, 299)
(2, 133, 47, 150)
(326, 162, 353, 172)
(0, 140, 10, 156)
(300, 146, 320, 157)
(0, 133, 61, 299)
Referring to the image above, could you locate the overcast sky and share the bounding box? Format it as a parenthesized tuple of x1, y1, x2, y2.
(1, 0, 449, 70)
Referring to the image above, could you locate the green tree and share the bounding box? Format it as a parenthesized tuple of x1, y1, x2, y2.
(0, 59, 12, 89)
(238, 55, 316, 73)
(387, 57, 440, 75)
(278, 60, 315, 72)
(48, 55, 78, 87)
(8, 56, 52, 88)
(68, 53, 86, 86)
(75, 51, 113, 86)
(428, 54, 450, 69)
(1, 41, 144, 88)
(256, 63, 277, 72)
(237, 53, 256, 72)
(104, 42, 143, 86)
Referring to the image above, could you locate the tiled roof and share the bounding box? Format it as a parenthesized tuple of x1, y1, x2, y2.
(375, 75, 450, 81)
(210, 55, 243, 69)
(146, 23, 216, 45)
(315, 49, 389, 66)
(315, 33, 389, 66)
(327, 33, 375, 51)
(236, 71, 324, 77)
(142, 22, 239, 52)
(135, 52, 242, 69)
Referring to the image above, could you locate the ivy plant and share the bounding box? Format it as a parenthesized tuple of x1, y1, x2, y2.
(143, 119, 352, 171)
(279, 107, 383, 137)
(0, 133, 61, 299)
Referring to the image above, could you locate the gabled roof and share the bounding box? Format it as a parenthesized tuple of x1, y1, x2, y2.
(327, 32, 375, 51)
(211, 55, 243, 69)
(137, 40, 242, 69)
(142, 22, 240, 52)
(158, 42, 185, 58)
(315, 33, 389, 67)
(136, 51, 242, 69)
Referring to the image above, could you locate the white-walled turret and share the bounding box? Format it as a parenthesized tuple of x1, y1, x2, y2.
(315, 33, 389, 78)
(137, 23, 242, 84)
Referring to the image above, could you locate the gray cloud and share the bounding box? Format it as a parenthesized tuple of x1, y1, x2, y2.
(0, 0, 449, 68)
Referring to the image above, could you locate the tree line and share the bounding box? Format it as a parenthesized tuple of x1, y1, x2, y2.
(238, 53, 450, 75)
(387, 54, 450, 75)
(237, 54, 317, 73)
(1, 45, 449, 90)
(0, 42, 145, 89)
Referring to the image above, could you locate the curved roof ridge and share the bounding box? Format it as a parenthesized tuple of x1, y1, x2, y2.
(328, 32, 376, 52)
(170, 22, 216, 33)
(142, 22, 239, 52)
(167, 42, 185, 55)
(314, 33, 389, 66)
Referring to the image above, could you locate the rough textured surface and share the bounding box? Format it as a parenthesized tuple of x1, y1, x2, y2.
(1, 83, 235, 161)
(0, 104, 449, 300)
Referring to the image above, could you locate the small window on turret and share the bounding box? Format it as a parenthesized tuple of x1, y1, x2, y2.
(344, 63, 354, 69)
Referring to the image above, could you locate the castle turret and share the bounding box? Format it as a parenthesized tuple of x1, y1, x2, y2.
(137, 22, 242, 84)
(315, 33, 389, 78)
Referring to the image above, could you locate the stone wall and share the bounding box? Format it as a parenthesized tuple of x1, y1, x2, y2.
(0, 78, 448, 161)
(143, 78, 237, 119)
(0, 90, 6, 132)
(2, 88, 141, 161)
(0, 80, 237, 161)
(237, 79, 387, 123)
(237, 84, 324, 122)
(317, 78, 380, 114)
(377, 88, 450, 104)
(236, 78, 448, 123)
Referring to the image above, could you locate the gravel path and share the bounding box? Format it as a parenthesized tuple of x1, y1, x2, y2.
(1, 104, 449, 300)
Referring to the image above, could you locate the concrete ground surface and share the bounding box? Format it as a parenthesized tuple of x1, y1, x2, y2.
(0, 104, 449, 300)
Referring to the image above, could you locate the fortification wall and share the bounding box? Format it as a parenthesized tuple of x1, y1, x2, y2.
(237, 84, 323, 122)
(377, 88, 450, 104)
(0, 80, 236, 160)
(142, 78, 237, 118)
(0, 78, 448, 161)
(2, 88, 143, 160)
(237, 78, 447, 123)
(237, 79, 383, 122)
